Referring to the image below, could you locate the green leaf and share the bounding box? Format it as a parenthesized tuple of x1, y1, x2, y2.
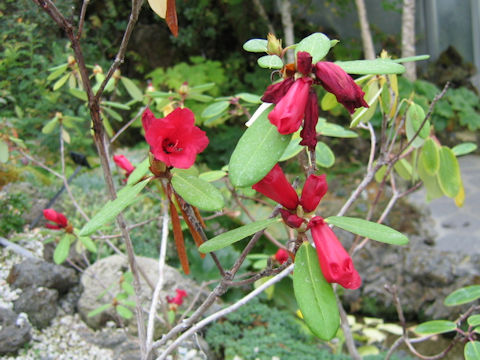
(325, 216, 409, 245)
(102, 101, 130, 110)
(468, 315, 480, 327)
(243, 39, 268, 53)
(280, 137, 303, 162)
(121, 282, 135, 295)
(437, 146, 461, 198)
(452, 142, 478, 156)
(102, 106, 123, 122)
(116, 305, 133, 319)
(392, 55, 430, 63)
(235, 92, 262, 104)
(315, 141, 335, 168)
(406, 103, 429, 148)
(415, 320, 457, 335)
(295, 33, 331, 64)
(198, 218, 280, 253)
(42, 117, 58, 134)
(190, 83, 216, 93)
(199, 170, 227, 182)
(336, 59, 406, 75)
(317, 120, 358, 138)
(201, 101, 230, 119)
(53, 73, 70, 91)
(79, 179, 150, 236)
(257, 55, 283, 69)
(47, 64, 68, 81)
(0, 140, 9, 163)
(293, 242, 339, 340)
(444, 285, 480, 306)
(127, 158, 151, 185)
(69, 88, 88, 101)
(350, 80, 381, 127)
(87, 303, 112, 318)
(79, 236, 97, 253)
(171, 171, 224, 211)
(320, 92, 338, 111)
(120, 76, 143, 101)
(417, 158, 444, 202)
(394, 158, 412, 180)
(420, 138, 440, 175)
(229, 108, 291, 187)
(465, 341, 480, 360)
(54, 234, 72, 264)
(61, 128, 71, 144)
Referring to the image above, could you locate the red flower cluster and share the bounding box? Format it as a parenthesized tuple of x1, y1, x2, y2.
(113, 155, 135, 179)
(43, 209, 69, 230)
(261, 52, 368, 150)
(166, 289, 188, 306)
(252, 165, 361, 289)
(142, 108, 209, 169)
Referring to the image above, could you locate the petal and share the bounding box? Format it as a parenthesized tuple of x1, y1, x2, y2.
(252, 164, 299, 210)
(113, 155, 135, 174)
(268, 78, 312, 134)
(315, 62, 369, 114)
(142, 108, 157, 132)
(261, 78, 295, 104)
(309, 216, 361, 290)
(299, 91, 319, 150)
(274, 248, 289, 264)
(296, 51, 313, 76)
(300, 174, 328, 213)
(279, 208, 305, 228)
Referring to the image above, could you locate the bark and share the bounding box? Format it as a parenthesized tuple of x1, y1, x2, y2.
(277, 0, 295, 63)
(253, 0, 276, 35)
(354, 0, 375, 60)
(401, 0, 417, 81)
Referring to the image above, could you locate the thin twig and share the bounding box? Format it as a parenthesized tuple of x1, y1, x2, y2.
(156, 264, 294, 360)
(19, 149, 63, 179)
(76, 0, 90, 39)
(110, 104, 150, 145)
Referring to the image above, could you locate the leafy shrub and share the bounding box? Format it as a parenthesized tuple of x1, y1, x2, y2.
(0, 192, 30, 236)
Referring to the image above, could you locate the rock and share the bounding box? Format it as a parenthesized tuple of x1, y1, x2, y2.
(0, 307, 32, 355)
(7, 258, 78, 294)
(77, 255, 207, 331)
(13, 287, 58, 329)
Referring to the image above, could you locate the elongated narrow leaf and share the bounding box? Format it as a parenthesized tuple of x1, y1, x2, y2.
(79, 179, 150, 236)
(236, 92, 261, 104)
(437, 146, 461, 198)
(54, 234, 72, 264)
(243, 39, 268, 53)
(171, 172, 224, 211)
(293, 242, 339, 340)
(325, 216, 409, 245)
(406, 103, 429, 148)
(198, 218, 279, 253)
(392, 55, 430, 63)
(199, 170, 227, 182)
(69, 88, 88, 101)
(317, 120, 358, 138)
(102, 101, 130, 110)
(87, 303, 112, 318)
(120, 77, 143, 101)
(53, 72, 70, 91)
(336, 59, 405, 75)
(79, 236, 97, 253)
(295, 33, 331, 64)
(0, 140, 9, 163)
(444, 285, 480, 306)
(257, 55, 283, 69)
(415, 320, 457, 335)
(452, 142, 477, 156)
(280, 137, 303, 161)
(201, 101, 230, 119)
(116, 305, 133, 319)
(42, 117, 58, 134)
(47, 64, 68, 81)
(465, 341, 480, 360)
(126, 158, 150, 185)
(229, 108, 291, 187)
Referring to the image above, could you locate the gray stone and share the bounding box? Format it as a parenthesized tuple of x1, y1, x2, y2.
(77, 255, 207, 331)
(0, 307, 32, 355)
(13, 287, 58, 329)
(7, 258, 78, 294)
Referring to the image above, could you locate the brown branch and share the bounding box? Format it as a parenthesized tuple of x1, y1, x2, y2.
(76, 0, 90, 40)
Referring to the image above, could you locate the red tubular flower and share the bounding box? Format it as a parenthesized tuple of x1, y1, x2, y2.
(268, 77, 312, 134)
(279, 208, 305, 228)
(43, 209, 68, 230)
(166, 289, 188, 306)
(308, 217, 361, 289)
(299, 174, 328, 213)
(252, 164, 299, 210)
(143, 107, 209, 169)
(299, 90, 319, 150)
(274, 248, 289, 264)
(315, 62, 369, 114)
(113, 155, 135, 176)
(296, 51, 313, 76)
(261, 78, 295, 104)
